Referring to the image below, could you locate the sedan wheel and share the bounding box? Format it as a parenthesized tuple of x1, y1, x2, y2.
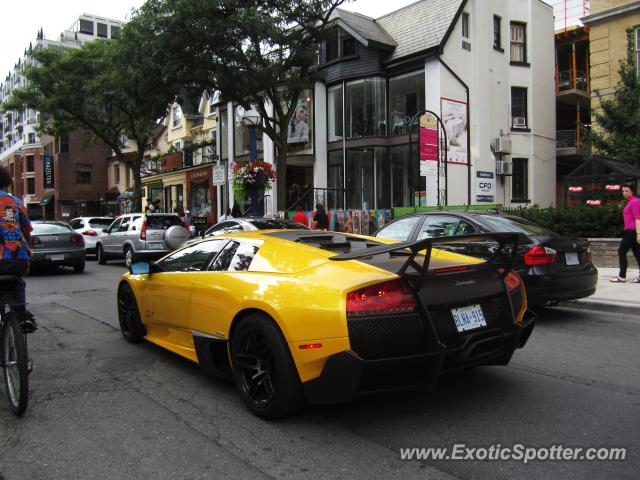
(124, 247, 135, 268)
(97, 244, 107, 265)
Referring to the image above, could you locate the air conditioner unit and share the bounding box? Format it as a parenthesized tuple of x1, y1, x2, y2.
(496, 160, 512, 175)
(493, 137, 512, 154)
(513, 117, 527, 128)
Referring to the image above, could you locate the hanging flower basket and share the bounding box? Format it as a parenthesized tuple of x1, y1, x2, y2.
(232, 161, 276, 198)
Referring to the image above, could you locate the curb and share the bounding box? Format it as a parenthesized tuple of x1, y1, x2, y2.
(559, 299, 640, 315)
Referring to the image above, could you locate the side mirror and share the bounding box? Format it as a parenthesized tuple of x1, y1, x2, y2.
(129, 262, 151, 275)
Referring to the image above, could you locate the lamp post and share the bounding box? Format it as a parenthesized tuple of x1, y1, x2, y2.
(241, 108, 263, 216)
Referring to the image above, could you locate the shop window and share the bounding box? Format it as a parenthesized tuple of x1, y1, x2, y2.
(390, 144, 422, 207)
(190, 181, 212, 217)
(328, 85, 343, 142)
(389, 71, 425, 136)
(345, 77, 386, 139)
(512, 158, 528, 201)
(26, 177, 35, 194)
(328, 150, 345, 210)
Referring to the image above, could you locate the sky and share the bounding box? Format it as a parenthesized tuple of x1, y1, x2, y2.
(0, 0, 452, 81)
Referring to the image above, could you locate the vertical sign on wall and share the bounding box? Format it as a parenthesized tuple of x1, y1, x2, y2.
(419, 113, 439, 206)
(475, 171, 495, 203)
(43, 155, 55, 188)
(441, 97, 468, 165)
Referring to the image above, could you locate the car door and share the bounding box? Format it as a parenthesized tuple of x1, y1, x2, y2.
(139, 239, 229, 351)
(188, 239, 262, 337)
(102, 218, 123, 253)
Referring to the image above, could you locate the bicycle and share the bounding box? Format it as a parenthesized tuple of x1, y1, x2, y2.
(0, 275, 30, 417)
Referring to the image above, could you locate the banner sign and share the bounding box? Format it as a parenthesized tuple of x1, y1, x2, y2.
(441, 97, 468, 164)
(43, 155, 54, 188)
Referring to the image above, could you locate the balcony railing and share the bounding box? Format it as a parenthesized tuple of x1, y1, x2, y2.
(557, 129, 579, 148)
(557, 69, 588, 92)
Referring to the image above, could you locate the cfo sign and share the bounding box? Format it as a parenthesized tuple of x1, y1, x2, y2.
(43, 155, 55, 188)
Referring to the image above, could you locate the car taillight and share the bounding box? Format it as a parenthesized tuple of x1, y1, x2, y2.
(181, 221, 190, 234)
(81, 229, 97, 236)
(31, 237, 43, 247)
(346, 279, 417, 317)
(71, 234, 84, 244)
(524, 245, 557, 266)
(586, 246, 592, 263)
(140, 219, 147, 240)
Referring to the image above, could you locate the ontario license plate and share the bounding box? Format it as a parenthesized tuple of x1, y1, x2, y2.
(451, 304, 487, 332)
(565, 252, 580, 265)
(50, 254, 65, 261)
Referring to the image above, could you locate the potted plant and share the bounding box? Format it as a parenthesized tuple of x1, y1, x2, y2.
(231, 161, 276, 199)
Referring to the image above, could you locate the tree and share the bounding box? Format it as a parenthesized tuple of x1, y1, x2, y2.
(128, 0, 346, 211)
(589, 30, 640, 167)
(1, 27, 177, 212)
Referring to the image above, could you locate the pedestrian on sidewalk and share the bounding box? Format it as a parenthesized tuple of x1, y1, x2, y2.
(292, 205, 309, 226)
(610, 182, 640, 283)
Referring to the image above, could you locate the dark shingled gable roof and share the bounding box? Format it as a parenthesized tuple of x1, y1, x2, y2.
(330, 8, 397, 48)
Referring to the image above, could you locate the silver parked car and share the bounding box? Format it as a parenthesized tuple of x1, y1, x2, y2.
(30, 221, 86, 273)
(69, 216, 115, 254)
(95, 213, 189, 267)
(203, 217, 309, 237)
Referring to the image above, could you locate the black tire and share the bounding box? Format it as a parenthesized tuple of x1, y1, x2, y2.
(124, 246, 136, 268)
(97, 244, 107, 265)
(117, 283, 146, 343)
(231, 314, 306, 419)
(2, 313, 29, 417)
(73, 262, 85, 273)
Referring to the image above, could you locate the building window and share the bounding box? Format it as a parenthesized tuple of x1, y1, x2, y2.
(79, 19, 94, 35)
(389, 71, 425, 136)
(206, 129, 217, 161)
(462, 12, 470, 39)
(327, 85, 343, 142)
(342, 37, 356, 57)
(512, 158, 528, 201)
(208, 91, 219, 115)
(26, 155, 35, 172)
(345, 77, 386, 139)
(76, 164, 92, 184)
(28, 133, 36, 144)
(510, 22, 527, 63)
(57, 134, 69, 154)
(493, 15, 502, 50)
(511, 87, 528, 129)
(97, 23, 108, 38)
(26, 177, 35, 195)
(114, 164, 120, 184)
(328, 151, 344, 210)
(325, 29, 339, 62)
(110, 25, 121, 39)
(390, 144, 422, 207)
(172, 105, 183, 129)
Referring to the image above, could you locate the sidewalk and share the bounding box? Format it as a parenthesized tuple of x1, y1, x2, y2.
(561, 267, 640, 314)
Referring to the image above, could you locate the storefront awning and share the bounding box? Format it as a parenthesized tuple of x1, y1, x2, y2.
(39, 193, 54, 206)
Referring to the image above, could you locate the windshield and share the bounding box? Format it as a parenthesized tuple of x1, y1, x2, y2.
(32, 223, 73, 234)
(88, 218, 114, 228)
(478, 215, 556, 236)
(248, 219, 309, 230)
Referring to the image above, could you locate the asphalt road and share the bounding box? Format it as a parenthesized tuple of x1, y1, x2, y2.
(0, 260, 638, 480)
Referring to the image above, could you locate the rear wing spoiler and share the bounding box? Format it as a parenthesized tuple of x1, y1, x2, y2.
(329, 233, 519, 278)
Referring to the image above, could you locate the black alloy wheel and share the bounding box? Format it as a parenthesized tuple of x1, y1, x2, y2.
(231, 315, 306, 419)
(117, 284, 145, 343)
(97, 244, 107, 265)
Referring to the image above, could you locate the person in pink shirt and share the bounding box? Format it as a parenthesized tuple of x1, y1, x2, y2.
(610, 182, 640, 282)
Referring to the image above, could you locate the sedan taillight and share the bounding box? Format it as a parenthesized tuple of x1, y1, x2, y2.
(71, 234, 85, 244)
(524, 245, 557, 266)
(346, 279, 417, 317)
(31, 237, 43, 247)
(81, 229, 97, 236)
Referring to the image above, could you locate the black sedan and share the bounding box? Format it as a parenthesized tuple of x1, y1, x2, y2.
(30, 221, 86, 273)
(374, 211, 598, 306)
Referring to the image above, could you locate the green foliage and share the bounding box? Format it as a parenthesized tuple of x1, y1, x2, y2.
(127, 0, 347, 210)
(503, 205, 624, 238)
(588, 32, 640, 167)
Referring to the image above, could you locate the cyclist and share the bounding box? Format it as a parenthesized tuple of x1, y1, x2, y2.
(0, 165, 36, 332)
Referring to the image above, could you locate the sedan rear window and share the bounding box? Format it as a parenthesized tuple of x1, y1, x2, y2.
(88, 218, 114, 228)
(146, 215, 183, 230)
(478, 216, 555, 236)
(32, 223, 73, 234)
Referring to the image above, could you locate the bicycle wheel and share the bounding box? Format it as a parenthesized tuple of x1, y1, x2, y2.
(2, 312, 29, 416)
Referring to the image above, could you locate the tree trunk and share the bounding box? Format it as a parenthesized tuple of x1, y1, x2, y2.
(131, 150, 144, 213)
(275, 128, 289, 213)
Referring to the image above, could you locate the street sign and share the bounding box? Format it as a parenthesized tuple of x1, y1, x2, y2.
(213, 165, 225, 186)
